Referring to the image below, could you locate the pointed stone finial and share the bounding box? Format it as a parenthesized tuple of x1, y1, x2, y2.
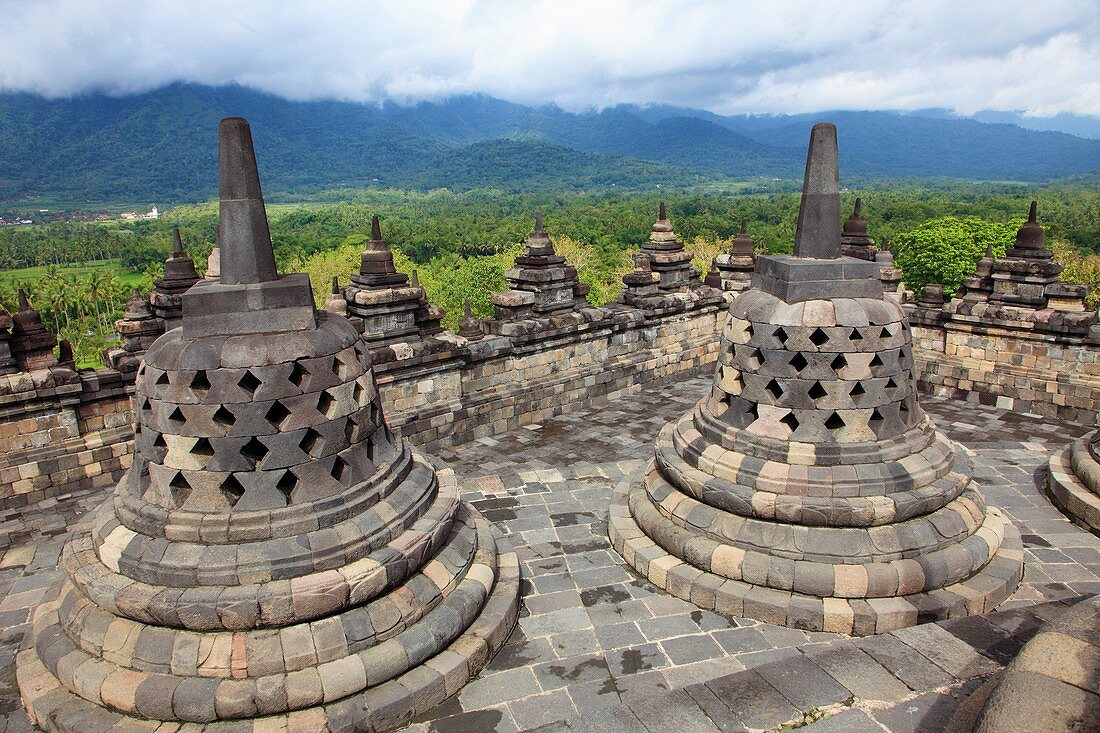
(659, 201, 667, 221)
(854, 197, 862, 217)
(457, 299, 484, 341)
(1013, 200, 1045, 250)
(17, 288, 29, 310)
(331, 276, 340, 294)
(534, 213, 544, 233)
(792, 123, 842, 259)
(123, 288, 153, 320)
(731, 219, 755, 257)
(217, 116, 278, 285)
(171, 227, 184, 257)
(371, 215, 383, 242)
(58, 339, 75, 368)
(704, 265, 722, 289)
(411, 270, 420, 288)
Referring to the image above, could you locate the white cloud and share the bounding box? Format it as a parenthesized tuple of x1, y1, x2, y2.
(0, 0, 1097, 115)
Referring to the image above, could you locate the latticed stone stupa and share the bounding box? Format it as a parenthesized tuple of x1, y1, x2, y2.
(16, 117, 519, 732)
(610, 123, 1023, 635)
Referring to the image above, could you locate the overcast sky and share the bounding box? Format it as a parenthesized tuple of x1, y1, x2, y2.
(2, 0, 1098, 117)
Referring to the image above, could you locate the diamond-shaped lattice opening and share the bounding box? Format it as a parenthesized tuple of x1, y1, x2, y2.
(169, 471, 191, 506)
(265, 401, 291, 430)
(831, 354, 848, 372)
(330, 456, 348, 483)
(191, 437, 214, 458)
(824, 412, 845, 432)
(276, 470, 297, 502)
(789, 352, 808, 373)
(808, 381, 827, 400)
(869, 408, 884, 426)
(156, 372, 170, 387)
(869, 354, 884, 368)
(764, 379, 783, 400)
(152, 433, 167, 460)
(900, 399, 912, 417)
(880, 326, 892, 338)
(345, 416, 358, 445)
(333, 356, 350, 381)
(220, 475, 245, 507)
(886, 376, 900, 391)
(773, 327, 789, 345)
(353, 381, 365, 405)
(849, 382, 866, 397)
(780, 412, 800, 433)
(168, 407, 185, 426)
(190, 371, 211, 392)
(213, 406, 236, 427)
(369, 400, 381, 427)
(850, 328, 863, 341)
(810, 328, 829, 346)
(289, 362, 308, 389)
(746, 348, 764, 370)
(365, 435, 377, 463)
(746, 403, 759, 422)
(241, 437, 268, 467)
(140, 397, 151, 412)
(745, 323, 755, 340)
(318, 391, 337, 419)
(299, 427, 323, 457)
(238, 371, 261, 395)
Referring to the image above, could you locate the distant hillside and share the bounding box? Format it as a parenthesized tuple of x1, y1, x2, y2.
(2, 84, 1100, 203)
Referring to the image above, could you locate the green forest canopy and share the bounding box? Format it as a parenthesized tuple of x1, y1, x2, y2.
(1, 181, 1099, 368)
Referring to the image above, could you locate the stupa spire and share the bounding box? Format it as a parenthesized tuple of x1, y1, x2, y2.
(171, 227, 184, 257)
(792, 122, 842, 259)
(730, 218, 754, 256)
(371, 214, 383, 242)
(216, 116, 278, 285)
(1014, 200, 1045, 250)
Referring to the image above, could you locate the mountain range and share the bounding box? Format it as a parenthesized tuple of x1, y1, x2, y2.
(2, 83, 1100, 203)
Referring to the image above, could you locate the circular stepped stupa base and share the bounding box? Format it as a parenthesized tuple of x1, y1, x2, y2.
(1046, 438, 1100, 536)
(609, 465, 1023, 636)
(17, 514, 519, 733)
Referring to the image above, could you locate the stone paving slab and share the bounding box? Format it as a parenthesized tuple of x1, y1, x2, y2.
(1, 376, 1099, 732)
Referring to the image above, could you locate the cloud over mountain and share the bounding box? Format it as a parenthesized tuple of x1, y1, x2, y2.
(1, 0, 1098, 117)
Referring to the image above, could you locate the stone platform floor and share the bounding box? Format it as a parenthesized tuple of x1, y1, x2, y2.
(1, 376, 1099, 732)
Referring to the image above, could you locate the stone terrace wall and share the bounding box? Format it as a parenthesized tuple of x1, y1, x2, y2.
(4, 289, 1096, 513)
(376, 301, 725, 449)
(0, 299, 725, 513)
(0, 369, 134, 511)
(909, 319, 1100, 424)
